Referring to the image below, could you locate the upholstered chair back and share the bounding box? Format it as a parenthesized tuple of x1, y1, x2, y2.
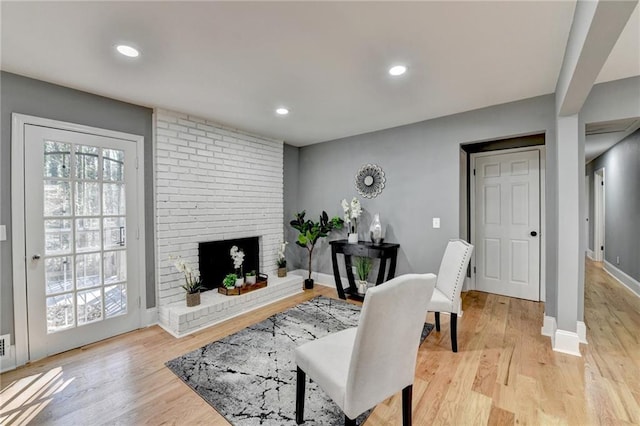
(435, 240, 473, 311)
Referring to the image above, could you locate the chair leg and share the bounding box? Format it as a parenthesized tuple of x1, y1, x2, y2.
(434, 312, 441, 332)
(344, 415, 356, 426)
(450, 313, 458, 352)
(402, 384, 413, 426)
(296, 367, 305, 424)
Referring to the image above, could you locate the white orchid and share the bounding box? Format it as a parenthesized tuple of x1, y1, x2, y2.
(341, 197, 362, 233)
(170, 255, 202, 293)
(230, 245, 245, 270)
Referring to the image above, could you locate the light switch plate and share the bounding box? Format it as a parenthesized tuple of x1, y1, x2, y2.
(432, 218, 440, 229)
(0, 225, 6, 241)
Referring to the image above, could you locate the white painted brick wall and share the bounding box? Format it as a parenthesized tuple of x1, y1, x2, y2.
(155, 109, 284, 307)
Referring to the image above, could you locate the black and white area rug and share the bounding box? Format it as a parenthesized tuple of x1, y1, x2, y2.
(166, 296, 433, 425)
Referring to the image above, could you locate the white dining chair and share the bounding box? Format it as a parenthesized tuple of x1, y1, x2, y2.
(295, 273, 436, 425)
(427, 239, 473, 352)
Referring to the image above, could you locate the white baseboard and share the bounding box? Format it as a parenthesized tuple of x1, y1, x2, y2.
(553, 329, 582, 356)
(541, 315, 557, 337)
(577, 321, 588, 344)
(586, 249, 595, 260)
(0, 345, 17, 373)
(291, 269, 348, 290)
(603, 260, 640, 297)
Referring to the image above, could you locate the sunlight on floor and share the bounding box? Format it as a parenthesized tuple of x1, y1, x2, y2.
(0, 367, 74, 425)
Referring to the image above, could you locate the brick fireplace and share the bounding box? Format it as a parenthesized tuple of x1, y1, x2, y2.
(154, 109, 300, 336)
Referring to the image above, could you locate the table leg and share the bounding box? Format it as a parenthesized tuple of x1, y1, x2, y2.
(331, 246, 346, 300)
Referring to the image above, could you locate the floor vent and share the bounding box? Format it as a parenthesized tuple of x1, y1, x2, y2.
(0, 335, 9, 357)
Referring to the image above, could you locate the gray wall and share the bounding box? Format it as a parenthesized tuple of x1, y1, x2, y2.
(586, 129, 640, 282)
(283, 143, 303, 268)
(0, 72, 155, 340)
(285, 94, 558, 315)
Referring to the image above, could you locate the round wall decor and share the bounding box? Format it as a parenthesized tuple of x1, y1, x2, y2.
(355, 164, 385, 198)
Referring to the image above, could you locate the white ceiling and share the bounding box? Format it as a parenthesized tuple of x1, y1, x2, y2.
(1, 1, 638, 147)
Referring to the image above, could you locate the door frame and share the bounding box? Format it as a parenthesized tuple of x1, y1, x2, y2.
(469, 146, 546, 301)
(593, 168, 605, 262)
(11, 113, 146, 366)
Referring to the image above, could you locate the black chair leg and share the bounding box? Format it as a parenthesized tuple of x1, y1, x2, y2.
(434, 312, 441, 332)
(296, 367, 305, 424)
(402, 384, 413, 426)
(450, 313, 458, 352)
(345, 415, 356, 426)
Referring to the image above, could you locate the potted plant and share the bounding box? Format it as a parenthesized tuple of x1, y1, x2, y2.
(245, 270, 257, 285)
(172, 257, 203, 307)
(354, 256, 372, 295)
(230, 245, 245, 287)
(223, 273, 238, 289)
(277, 241, 288, 277)
(290, 210, 344, 289)
(341, 197, 362, 244)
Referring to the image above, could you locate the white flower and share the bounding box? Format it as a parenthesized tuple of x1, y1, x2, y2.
(230, 245, 245, 270)
(277, 241, 288, 261)
(350, 197, 362, 219)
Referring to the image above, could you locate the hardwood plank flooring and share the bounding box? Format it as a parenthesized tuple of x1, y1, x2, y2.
(2, 260, 639, 425)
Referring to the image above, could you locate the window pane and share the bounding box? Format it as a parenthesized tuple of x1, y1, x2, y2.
(105, 284, 127, 318)
(77, 288, 103, 326)
(103, 183, 125, 215)
(104, 250, 126, 284)
(75, 145, 99, 180)
(76, 253, 101, 289)
(75, 182, 100, 216)
(45, 256, 73, 295)
(45, 219, 72, 255)
(76, 218, 101, 252)
(44, 180, 71, 216)
(47, 294, 74, 333)
(103, 217, 126, 249)
(44, 141, 71, 178)
(103, 149, 124, 181)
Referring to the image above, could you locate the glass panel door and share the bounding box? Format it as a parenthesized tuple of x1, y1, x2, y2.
(25, 125, 140, 361)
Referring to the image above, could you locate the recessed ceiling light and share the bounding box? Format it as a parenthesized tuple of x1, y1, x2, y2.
(276, 108, 289, 115)
(389, 65, 407, 76)
(116, 44, 139, 58)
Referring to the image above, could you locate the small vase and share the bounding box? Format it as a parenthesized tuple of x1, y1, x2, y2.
(236, 277, 244, 288)
(357, 280, 368, 295)
(348, 233, 358, 244)
(186, 292, 200, 307)
(369, 213, 384, 245)
(245, 275, 256, 285)
(277, 267, 287, 277)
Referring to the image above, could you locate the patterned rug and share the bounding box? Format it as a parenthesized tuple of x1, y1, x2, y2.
(166, 296, 433, 425)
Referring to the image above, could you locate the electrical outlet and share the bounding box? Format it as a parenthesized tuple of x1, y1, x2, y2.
(0, 225, 5, 241)
(616, 256, 620, 265)
(433, 218, 440, 229)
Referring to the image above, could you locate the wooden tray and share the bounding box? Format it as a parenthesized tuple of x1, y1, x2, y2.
(218, 274, 268, 296)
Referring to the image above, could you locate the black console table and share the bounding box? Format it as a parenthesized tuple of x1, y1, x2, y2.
(329, 239, 400, 300)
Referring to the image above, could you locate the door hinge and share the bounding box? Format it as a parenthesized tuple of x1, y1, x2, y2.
(601, 245, 604, 251)
(601, 181, 604, 186)
(473, 169, 476, 176)
(136, 227, 140, 239)
(136, 157, 139, 170)
(473, 266, 476, 274)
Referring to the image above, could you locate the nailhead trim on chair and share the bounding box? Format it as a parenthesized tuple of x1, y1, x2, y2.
(448, 241, 471, 303)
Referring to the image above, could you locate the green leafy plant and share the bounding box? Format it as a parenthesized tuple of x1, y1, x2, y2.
(223, 273, 238, 289)
(246, 270, 256, 277)
(290, 210, 344, 280)
(354, 256, 372, 282)
(277, 257, 287, 268)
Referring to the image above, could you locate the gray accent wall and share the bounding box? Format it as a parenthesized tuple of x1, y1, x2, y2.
(284, 94, 558, 316)
(586, 129, 640, 282)
(0, 72, 155, 339)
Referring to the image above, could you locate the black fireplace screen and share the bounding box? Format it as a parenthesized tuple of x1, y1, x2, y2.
(198, 236, 260, 290)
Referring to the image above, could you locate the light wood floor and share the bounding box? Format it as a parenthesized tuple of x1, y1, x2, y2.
(1, 259, 639, 425)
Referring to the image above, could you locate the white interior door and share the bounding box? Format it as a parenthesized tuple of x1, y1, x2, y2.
(24, 124, 141, 361)
(474, 150, 540, 301)
(594, 168, 605, 262)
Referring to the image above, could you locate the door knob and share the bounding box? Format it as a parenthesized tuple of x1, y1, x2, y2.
(530, 231, 538, 237)
(32, 254, 42, 260)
